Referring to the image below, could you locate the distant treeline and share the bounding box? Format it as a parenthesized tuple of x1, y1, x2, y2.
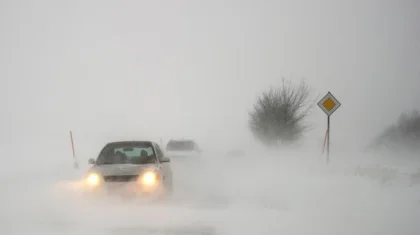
(369, 110, 420, 153)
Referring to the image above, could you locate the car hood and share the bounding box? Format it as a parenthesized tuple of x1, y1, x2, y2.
(88, 164, 157, 176)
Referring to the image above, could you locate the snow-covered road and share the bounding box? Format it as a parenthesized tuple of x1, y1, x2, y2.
(1, 150, 420, 235)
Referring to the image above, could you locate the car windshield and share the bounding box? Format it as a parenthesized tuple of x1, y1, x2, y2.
(95, 142, 156, 165)
(166, 140, 195, 151)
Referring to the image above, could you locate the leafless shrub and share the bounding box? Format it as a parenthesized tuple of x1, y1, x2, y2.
(249, 78, 315, 147)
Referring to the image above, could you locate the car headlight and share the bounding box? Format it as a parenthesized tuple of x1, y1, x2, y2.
(85, 172, 101, 187)
(139, 171, 158, 186)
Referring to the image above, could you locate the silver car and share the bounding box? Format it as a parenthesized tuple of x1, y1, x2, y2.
(82, 141, 173, 197)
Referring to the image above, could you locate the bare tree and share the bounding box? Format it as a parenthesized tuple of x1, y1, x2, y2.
(248, 78, 315, 147)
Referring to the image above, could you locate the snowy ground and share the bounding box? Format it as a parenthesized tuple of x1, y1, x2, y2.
(1, 144, 420, 235)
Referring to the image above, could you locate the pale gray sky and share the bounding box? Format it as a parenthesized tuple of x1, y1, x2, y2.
(1, 0, 419, 153)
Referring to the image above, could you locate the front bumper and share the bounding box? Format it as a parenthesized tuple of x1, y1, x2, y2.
(83, 181, 164, 198)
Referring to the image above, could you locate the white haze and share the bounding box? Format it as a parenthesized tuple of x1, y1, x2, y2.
(1, 0, 420, 234)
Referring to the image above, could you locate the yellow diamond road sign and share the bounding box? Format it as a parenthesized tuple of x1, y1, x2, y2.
(323, 98, 335, 111)
(318, 92, 341, 116)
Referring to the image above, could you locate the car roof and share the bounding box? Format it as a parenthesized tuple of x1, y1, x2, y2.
(168, 139, 196, 143)
(105, 140, 157, 146)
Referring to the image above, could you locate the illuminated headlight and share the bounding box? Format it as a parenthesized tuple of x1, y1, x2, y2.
(139, 171, 158, 186)
(85, 173, 101, 187)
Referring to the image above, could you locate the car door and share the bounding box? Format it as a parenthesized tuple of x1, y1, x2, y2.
(154, 143, 172, 184)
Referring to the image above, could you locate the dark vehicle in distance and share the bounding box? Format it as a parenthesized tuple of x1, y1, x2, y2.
(165, 139, 202, 158)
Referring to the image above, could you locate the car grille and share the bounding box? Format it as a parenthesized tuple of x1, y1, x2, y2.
(103, 175, 139, 182)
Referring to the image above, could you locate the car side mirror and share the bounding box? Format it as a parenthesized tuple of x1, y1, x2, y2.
(88, 158, 95, 164)
(160, 157, 170, 163)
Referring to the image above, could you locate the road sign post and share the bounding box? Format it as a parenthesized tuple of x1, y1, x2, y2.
(317, 92, 341, 163)
(69, 130, 79, 169)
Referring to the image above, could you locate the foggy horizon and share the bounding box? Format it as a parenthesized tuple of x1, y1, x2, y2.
(2, 0, 419, 153)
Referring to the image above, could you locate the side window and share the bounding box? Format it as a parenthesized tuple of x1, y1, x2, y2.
(155, 144, 164, 161)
